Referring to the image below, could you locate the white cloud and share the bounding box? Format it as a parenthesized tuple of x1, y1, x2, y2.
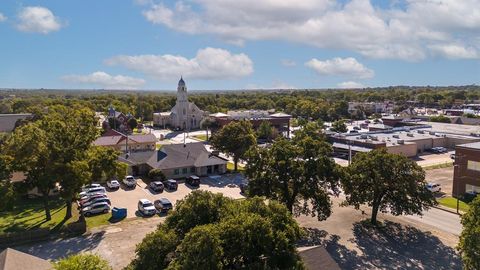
(16, 6, 63, 34)
(245, 81, 297, 90)
(429, 44, 479, 59)
(337, 81, 365, 89)
(305, 57, 374, 79)
(105, 47, 253, 80)
(281, 59, 297, 67)
(0, 13, 7, 22)
(62, 72, 146, 89)
(140, 0, 480, 60)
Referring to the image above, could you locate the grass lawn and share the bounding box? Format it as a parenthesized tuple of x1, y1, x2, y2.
(0, 198, 78, 234)
(227, 162, 245, 172)
(193, 134, 208, 141)
(423, 162, 453, 170)
(437, 197, 470, 212)
(85, 213, 112, 228)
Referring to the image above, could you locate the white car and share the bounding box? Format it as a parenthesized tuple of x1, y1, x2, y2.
(427, 183, 442, 193)
(82, 202, 110, 217)
(138, 199, 156, 216)
(107, 180, 120, 189)
(82, 183, 101, 191)
(79, 187, 106, 197)
(123, 176, 137, 188)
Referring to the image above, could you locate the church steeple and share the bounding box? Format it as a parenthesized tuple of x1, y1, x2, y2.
(177, 76, 188, 102)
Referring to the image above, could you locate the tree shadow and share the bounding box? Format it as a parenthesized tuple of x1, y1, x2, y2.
(299, 221, 462, 270)
(351, 220, 462, 270)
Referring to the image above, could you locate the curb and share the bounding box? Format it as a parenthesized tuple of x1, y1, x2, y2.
(432, 205, 463, 216)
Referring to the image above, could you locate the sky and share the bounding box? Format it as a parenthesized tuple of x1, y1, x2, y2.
(0, 0, 479, 91)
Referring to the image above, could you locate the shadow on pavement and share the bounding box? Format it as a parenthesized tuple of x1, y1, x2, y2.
(299, 220, 462, 270)
(17, 231, 106, 261)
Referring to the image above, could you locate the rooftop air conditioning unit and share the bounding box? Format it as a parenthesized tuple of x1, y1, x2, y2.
(397, 139, 404, 144)
(393, 135, 400, 139)
(407, 133, 414, 137)
(360, 134, 368, 139)
(429, 131, 436, 135)
(417, 130, 425, 134)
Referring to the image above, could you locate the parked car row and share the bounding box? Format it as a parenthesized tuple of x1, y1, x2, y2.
(429, 147, 448, 153)
(79, 185, 111, 217)
(149, 179, 179, 193)
(137, 198, 173, 216)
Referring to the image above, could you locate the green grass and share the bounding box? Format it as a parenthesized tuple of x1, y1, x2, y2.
(422, 162, 453, 170)
(437, 197, 470, 212)
(193, 134, 208, 141)
(0, 198, 78, 234)
(85, 213, 112, 228)
(227, 162, 245, 172)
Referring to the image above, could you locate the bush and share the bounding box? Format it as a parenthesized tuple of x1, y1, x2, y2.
(148, 169, 166, 182)
(54, 254, 111, 270)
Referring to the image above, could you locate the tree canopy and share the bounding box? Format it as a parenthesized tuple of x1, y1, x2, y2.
(341, 148, 437, 224)
(458, 196, 480, 270)
(246, 124, 342, 220)
(53, 254, 112, 270)
(210, 120, 256, 171)
(330, 120, 348, 133)
(128, 190, 304, 270)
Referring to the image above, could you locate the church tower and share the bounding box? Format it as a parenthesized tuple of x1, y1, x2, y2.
(176, 77, 189, 130)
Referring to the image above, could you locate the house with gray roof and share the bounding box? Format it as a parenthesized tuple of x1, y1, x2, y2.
(0, 114, 32, 132)
(0, 248, 51, 270)
(119, 142, 228, 178)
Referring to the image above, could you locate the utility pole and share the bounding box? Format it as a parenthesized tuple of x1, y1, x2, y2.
(348, 140, 352, 166)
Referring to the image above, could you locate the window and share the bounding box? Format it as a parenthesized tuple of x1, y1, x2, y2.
(467, 160, 480, 172)
(190, 167, 195, 173)
(174, 169, 179, 175)
(182, 168, 188, 174)
(466, 184, 480, 193)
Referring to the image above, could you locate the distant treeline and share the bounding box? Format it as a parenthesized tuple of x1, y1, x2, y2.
(0, 85, 479, 122)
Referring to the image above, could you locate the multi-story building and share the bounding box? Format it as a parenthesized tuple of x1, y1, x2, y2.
(453, 142, 480, 196)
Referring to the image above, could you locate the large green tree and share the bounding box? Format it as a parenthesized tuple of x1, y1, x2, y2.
(53, 254, 111, 270)
(246, 133, 341, 220)
(0, 154, 14, 211)
(128, 191, 303, 270)
(87, 146, 123, 183)
(458, 196, 480, 270)
(257, 120, 275, 142)
(210, 120, 256, 171)
(342, 148, 437, 224)
(330, 120, 348, 133)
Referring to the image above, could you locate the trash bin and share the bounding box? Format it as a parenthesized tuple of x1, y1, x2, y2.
(111, 207, 127, 220)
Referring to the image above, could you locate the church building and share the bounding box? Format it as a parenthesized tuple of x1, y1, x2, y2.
(153, 77, 206, 130)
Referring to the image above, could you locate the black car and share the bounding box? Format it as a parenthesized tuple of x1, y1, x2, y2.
(164, 179, 178, 191)
(149, 181, 164, 193)
(186, 175, 200, 187)
(154, 198, 173, 213)
(239, 183, 248, 194)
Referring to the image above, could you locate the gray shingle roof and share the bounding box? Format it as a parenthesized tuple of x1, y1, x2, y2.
(0, 114, 32, 132)
(147, 143, 227, 170)
(0, 248, 51, 270)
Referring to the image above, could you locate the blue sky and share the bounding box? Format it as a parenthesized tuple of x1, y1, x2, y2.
(0, 0, 479, 91)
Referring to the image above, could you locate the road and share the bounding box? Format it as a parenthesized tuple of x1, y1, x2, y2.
(403, 207, 462, 236)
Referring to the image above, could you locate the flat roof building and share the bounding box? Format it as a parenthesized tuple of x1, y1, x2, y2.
(453, 142, 480, 196)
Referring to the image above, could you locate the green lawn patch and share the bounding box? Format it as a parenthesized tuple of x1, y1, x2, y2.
(85, 213, 112, 228)
(193, 134, 208, 141)
(423, 162, 453, 170)
(227, 162, 245, 172)
(437, 197, 470, 212)
(0, 198, 78, 234)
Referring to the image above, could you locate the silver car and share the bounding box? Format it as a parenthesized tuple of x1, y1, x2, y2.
(82, 202, 110, 217)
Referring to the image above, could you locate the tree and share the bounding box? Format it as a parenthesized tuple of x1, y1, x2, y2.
(257, 120, 275, 142)
(210, 120, 256, 171)
(53, 254, 111, 270)
(330, 120, 348, 133)
(5, 123, 56, 220)
(128, 191, 304, 270)
(148, 168, 166, 182)
(429, 115, 451, 123)
(127, 117, 138, 131)
(458, 196, 480, 270)
(0, 155, 14, 211)
(200, 117, 215, 141)
(246, 134, 342, 220)
(342, 148, 437, 225)
(87, 146, 122, 183)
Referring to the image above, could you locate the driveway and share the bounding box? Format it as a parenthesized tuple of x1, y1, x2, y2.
(425, 166, 454, 197)
(414, 151, 454, 167)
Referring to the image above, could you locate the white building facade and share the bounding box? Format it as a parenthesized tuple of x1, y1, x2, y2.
(153, 78, 205, 130)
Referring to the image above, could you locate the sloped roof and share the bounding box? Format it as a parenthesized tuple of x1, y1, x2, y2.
(93, 135, 124, 146)
(0, 114, 32, 132)
(0, 248, 51, 270)
(118, 150, 157, 165)
(299, 246, 340, 270)
(147, 143, 227, 170)
(128, 134, 157, 144)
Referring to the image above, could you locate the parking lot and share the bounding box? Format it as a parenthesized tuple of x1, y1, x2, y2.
(425, 166, 454, 197)
(413, 151, 454, 168)
(102, 174, 246, 218)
